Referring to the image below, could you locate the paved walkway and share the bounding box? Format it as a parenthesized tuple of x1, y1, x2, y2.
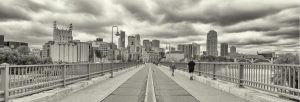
(101, 65, 149, 102)
(157, 65, 249, 102)
(56, 65, 144, 102)
(55, 64, 249, 102)
(152, 64, 199, 102)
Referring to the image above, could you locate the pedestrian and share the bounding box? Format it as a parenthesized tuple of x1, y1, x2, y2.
(188, 59, 196, 80)
(170, 61, 176, 76)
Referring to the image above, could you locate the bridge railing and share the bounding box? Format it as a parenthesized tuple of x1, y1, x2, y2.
(161, 62, 300, 100)
(0, 62, 140, 102)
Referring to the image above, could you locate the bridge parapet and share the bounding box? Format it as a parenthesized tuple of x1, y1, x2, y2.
(0, 62, 141, 102)
(161, 62, 300, 101)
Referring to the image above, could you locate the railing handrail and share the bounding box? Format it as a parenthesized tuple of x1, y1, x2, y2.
(0, 62, 141, 102)
(163, 62, 300, 67)
(161, 62, 300, 101)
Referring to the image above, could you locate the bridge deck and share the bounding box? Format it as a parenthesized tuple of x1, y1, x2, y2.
(55, 64, 249, 102)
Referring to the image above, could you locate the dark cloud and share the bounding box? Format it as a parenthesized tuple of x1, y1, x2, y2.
(0, 3, 31, 21)
(69, 0, 103, 16)
(113, 0, 157, 22)
(141, 22, 203, 39)
(224, 25, 279, 33)
(226, 38, 278, 46)
(265, 28, 299, 39)
(154, 0, 299, 26)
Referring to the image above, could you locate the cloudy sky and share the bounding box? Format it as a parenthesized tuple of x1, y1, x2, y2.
(0, 0, 299, 54)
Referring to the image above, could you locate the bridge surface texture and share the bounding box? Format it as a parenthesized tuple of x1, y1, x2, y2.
(56, 64, 248, 102)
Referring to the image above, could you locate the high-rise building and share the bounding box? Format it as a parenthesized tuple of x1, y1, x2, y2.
(135, 34, 141, 46)
(177, 44, 185, 52)
(221, 43, 228, 56)
(53, 21, 73, 43)
(178, 43, 200, 59)
(206, 30, 218, 56)
(192, 43, 201, 58)
(230, 46, 236, 54)
(152, 40, 160, 48)
(118, 31, 125, 48)
(143, 40, 151, 52)
(0, 35, 4, 48)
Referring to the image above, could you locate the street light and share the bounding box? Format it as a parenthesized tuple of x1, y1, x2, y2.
(110, 26, 119, 78)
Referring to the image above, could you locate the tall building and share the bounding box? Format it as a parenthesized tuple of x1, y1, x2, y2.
(152, 40, 160, 48)
(192, 43, 201, 58)
(48, 21, 90, 63)
(178, 43, 200, 59)
(220, 43, 228, 56)
(31, 48, 41, 57)
(53, 21, 73, 43)
(143, 40, 151, 52)
(118, 30, 125, 48)
(177, 44, 185, 52)
(206, 30, 218, 56)
(41, 41, 53, 59)
(0, 35, 4, 48)
(230, 46, 236, 54)
(127, 35, 140, 61)
(135, 34, 141, 46)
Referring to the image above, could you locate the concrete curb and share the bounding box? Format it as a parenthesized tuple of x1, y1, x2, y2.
(10, 66, 143, 102)
(160, 66, 294, 102)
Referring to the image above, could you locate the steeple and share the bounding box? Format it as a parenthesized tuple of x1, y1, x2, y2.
(69, 23, 72, 31)
(53, 21, 57, 29)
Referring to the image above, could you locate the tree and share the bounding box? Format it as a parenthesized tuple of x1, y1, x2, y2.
(200, 55, 216, 62)
(275, 53, 299, 65)
(16, 46, 30, 55)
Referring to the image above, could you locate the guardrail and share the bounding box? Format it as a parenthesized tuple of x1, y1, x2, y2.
(161, 62, 300, 101)
(0, 62, 141, 102)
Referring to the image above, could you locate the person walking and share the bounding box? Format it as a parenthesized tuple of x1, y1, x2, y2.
(170, 61, 176, 76)
(188, 59, 196, 80)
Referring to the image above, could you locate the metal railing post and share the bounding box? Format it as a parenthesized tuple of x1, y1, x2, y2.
(63, 64, 66, 87)
(110, 62, 113, 78)
(239, 63, 244, 88)
(198, 63, 201, 76)
(212, 63, 216, 80)
(88, 63, 91, 80)
(1, 63, 9, 102)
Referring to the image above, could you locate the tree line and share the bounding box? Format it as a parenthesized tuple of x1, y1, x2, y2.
(0, 46, 52, 65)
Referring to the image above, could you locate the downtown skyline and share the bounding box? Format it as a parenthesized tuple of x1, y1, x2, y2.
(0, 0, 299, 54)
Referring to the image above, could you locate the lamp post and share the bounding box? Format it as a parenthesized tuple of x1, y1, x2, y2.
(110, 26, 120, 78)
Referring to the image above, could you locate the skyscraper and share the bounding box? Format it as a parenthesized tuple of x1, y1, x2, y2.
(143, 40, 151, 52)
(206, 30, 218, 56)
(192, 43, 201, 58)
(118, 30, 125, 48)
(230, 46, 236, 54)
(152, 40, 160, 48)
(135, 34, 141, 46)
(221, 43, 228, 56)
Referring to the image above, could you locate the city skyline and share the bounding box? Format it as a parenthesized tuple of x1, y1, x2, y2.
(0, 0, 299, 54)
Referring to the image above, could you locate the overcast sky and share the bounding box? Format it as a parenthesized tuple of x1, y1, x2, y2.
(0, 0, 299, 54)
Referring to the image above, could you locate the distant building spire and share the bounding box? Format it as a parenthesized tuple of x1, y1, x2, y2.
(69, 23, 72, 31)
(53, 21, 57, 29)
